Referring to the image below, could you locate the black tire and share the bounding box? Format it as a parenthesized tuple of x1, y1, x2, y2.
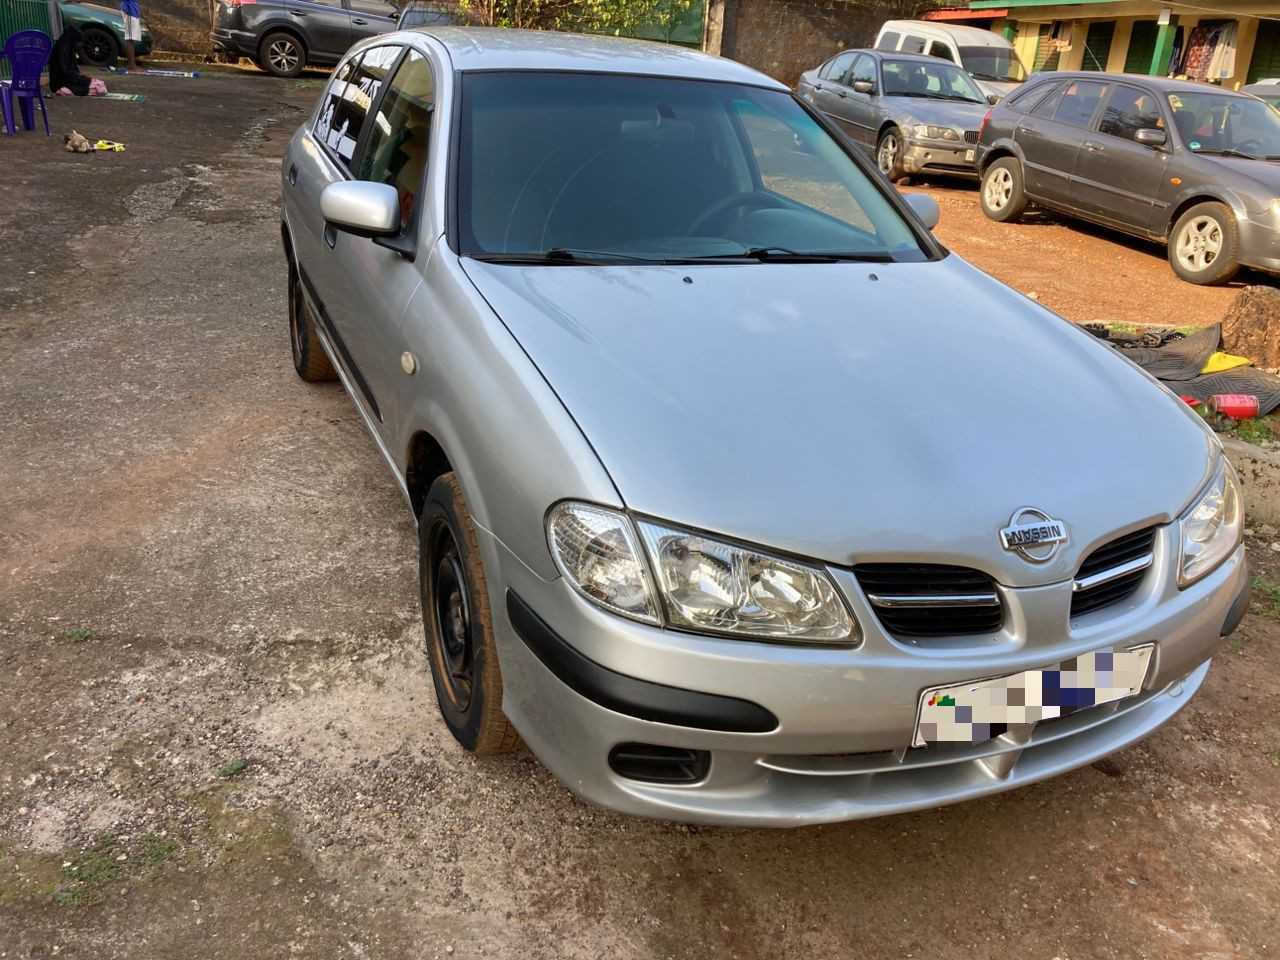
(288, 267, 337, 382)
(1168, 201, 1240, 285)
(77, 26, 119, 69)
(420, 474, 520, 755)
(876, 127, 905, 183)
(259, 30, 305, 78)
(980, 157, 1028, 223)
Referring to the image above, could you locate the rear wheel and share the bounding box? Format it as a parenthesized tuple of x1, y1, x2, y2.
(980, 157, 1028, 223)
(1168, 202, 1240, 285)
(259, 31, 304, 78)
(877, 127, 905, 183)
(420, 474, 520, 755)
(77, 26, 119, 69)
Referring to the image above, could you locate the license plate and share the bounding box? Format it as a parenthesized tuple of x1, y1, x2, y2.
(964, 148, 975, 162)
(913, 645, 1154, 747)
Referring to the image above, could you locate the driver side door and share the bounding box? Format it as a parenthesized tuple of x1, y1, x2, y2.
(836, 53, 880, 154)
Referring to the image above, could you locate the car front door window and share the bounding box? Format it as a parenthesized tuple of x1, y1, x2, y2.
(354, 49, 434, 230)
(1099, 85, 1165, 141)
(335, 44, 401, 169)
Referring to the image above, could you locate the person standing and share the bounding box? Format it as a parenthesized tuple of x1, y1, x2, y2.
(120, 0, 144, 73)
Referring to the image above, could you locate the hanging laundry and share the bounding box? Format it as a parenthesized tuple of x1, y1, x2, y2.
(1207, 20, 1238, 80)
(1048, 20, 1075, 51)
(1181, 23, 1221, 81)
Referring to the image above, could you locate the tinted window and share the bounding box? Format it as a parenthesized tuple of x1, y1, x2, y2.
(881, 58, 985, 103)
(458, 72, 927, 261)
(1007, 79, 1061, 113)
(902, 35, 926, 54)
(1169, 89, 1280, 155)
(349, 0, 396, 15)
(928, 41, 955, 62)
(1099, 85, 1164, 141)
(315, 56, 358, 149)
(820, 52, 855, 81)
(335, 45, 400, 168)
(1052, 81, 1107, 127)
(355, 49, 433, 229)
(958, 45, 1027, 83)
(1031, 83, 1066, 118)
(849, 53, 874, 86)
(877, 31, 900, 50)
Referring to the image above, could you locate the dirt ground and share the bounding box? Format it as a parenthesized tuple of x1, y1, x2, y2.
(2, 65, 1279, 960)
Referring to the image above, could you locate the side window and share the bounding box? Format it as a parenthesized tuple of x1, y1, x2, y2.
(1099, 86, 1164, 141)
(902, 34, 927, 54)
(1008, 80, 1060, 113)
(348, 0, 396, 15)
(1031, 83, 1067, 118)
(820, 52, 855, 82)
(355, 50, 434, 230)
(335, 44, 401, 169)
(928, 41, 955, 62)
(849, 53, 874, 86)
(877, 30, 901, 50)
(1052, 80, 1108, 128)
(314, 56, 358, 148)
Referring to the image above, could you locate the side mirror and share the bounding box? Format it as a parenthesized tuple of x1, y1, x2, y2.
(903, 192, 940, 230)
(853, 79, 874, 95)
(1135, 127, 1167, 147)
(320, 181, 400, 238)
(987, 93, 1001, 105)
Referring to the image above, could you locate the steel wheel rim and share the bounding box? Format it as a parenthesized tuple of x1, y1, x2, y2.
(1176, 215, 1222, 272)
(430, 523, 474, 710)
(269, 39, 298, 72)
(878, 134, 898, 173)
(985, 167, 1013, 209)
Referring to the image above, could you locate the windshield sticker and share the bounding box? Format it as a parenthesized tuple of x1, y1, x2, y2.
(1189, 139, 1202, 150)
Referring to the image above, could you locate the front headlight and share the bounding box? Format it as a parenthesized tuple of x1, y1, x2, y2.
(1178, 464, 1243, 587)
(913, 124, 961, 141)
(547, 503, 857, 644)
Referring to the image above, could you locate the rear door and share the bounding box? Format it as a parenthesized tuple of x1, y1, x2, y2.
(1014, 78, 1108, 206)
(347, 0, 398, 42)
(1072, 82, 1171, 234)
(285, 0, 351, 61)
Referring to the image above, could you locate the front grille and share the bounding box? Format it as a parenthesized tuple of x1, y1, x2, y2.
(1071, 527, 1156, 617)
(854, 564, 1003, 637)
(963, 129, 979, 143)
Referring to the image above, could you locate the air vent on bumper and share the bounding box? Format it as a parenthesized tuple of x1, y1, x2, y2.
(1071, 527, 1156, 617)
(853, 564, 1004, 637)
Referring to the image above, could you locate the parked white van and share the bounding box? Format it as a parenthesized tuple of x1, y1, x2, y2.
(875, 20, 1027, 99)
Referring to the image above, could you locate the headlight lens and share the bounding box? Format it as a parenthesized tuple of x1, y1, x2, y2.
(1178, 464, 1243, 587)
(547, 503, 659, 624)
(637, 520, 855, 643)
(547, 503, 857, 643)
(913, 124, 961, 141)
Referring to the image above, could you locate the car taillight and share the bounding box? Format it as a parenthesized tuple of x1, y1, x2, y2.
(978, 109, 992, 141)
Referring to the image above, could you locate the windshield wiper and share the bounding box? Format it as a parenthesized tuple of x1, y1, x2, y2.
(682, 246, 894, 264)
(468, 248, 666, 265)
(1200, 147, 1264, 160)
(926, 93, 984, 103)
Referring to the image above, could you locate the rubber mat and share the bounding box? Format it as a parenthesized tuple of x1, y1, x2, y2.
(1177, 368, 1280, 416)
(1116, 324, 1221, 381)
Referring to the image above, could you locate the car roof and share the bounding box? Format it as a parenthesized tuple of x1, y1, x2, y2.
(880, 20, 1010, 45)
(844, 48, 963, 65)
(408, 27, 786, 89)
(1029, 70, 1255, 97)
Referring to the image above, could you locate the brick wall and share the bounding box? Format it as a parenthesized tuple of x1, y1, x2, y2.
(709, 0, 939, 86)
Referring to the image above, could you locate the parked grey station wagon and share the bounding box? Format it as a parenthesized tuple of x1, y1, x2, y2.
(796, 49, 992, 181)
(282, 28, 1248, 825)
(976, 72, 1280, 284)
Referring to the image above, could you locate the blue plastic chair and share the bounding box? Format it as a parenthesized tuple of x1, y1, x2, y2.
(1, 30, 53, 137)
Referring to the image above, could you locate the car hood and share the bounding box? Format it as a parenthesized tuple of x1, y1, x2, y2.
(1196, 153, 1280, 191)
(884, 96, 990, 131)
(462, 255, 1214, 587)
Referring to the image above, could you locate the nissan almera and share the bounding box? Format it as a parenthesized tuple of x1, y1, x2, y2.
(281, 27, 1248, 825)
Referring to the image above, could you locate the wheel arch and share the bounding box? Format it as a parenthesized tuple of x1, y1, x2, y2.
(259, 25, 309, 61)
(1164, 192, 1244, 242)
(978, 139, 1021, 175)
(406, 430, 454, 520)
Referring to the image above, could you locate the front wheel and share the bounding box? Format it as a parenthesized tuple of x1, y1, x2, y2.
(77, 26, 119, 68)
(1168, 202, 1240, 285)
(288, 267, 336, 382)
(979, 157, 1028, 223)
(259, 31, 304, 78)
(877, 127, 905, 183)
(420, 474, 520, 755)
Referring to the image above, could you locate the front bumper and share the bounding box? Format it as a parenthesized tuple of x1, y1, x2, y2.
(1236, 211, 1280, 274)
(902, 139, 978, 177)
(481, 526, 1245, 827)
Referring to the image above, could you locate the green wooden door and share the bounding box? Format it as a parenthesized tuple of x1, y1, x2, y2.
(1081, 20, 1116, 71)
(1249, 19, 1280, 82)
(1125, 20, 1159, 73)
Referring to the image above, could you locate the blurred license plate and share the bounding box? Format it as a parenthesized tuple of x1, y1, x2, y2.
(913, 645, 1154, 747)
(964, 148, 975, 162)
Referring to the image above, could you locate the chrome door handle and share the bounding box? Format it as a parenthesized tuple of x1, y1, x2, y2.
(288, 163, 297, 186)
(814, 82, 824, 90)
(352, 17, 367, 23)
(1085, 141, 1104, 152)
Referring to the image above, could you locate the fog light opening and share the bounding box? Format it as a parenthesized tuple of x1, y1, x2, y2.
(608, 743, 710, 785)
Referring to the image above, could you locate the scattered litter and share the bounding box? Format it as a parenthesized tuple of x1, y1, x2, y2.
(1208, 393, 1260, 420)
(1201, 351, 1251, 374)
(92, 139, 126, 152)
(100, 92, 146, 101)
(118, 68, 200, 78)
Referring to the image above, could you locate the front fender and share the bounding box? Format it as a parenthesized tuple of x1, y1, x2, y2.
(1163, 185, 1252, 238)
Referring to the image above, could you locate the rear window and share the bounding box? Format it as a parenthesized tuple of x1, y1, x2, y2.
(902, 34, 927, 54)
(1052, 80, 1108, 127)
(877, 30, 901, 50)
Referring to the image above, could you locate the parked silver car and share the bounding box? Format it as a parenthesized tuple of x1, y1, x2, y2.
(977, 72, 1280, 284)
(796, 49, 992, 181)
(282, 28, 1248, 826)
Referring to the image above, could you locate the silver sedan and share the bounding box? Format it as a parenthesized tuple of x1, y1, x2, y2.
(282, 27, 1247, 825)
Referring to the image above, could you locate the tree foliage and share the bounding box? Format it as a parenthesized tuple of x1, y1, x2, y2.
(457, 0, 700, 39)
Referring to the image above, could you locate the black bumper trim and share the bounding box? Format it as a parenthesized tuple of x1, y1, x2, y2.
(1221, 566, 1250, 637)
(506, 591, 779, 734)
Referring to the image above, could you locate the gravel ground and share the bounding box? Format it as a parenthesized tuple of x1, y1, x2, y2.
(1, 65, 1279, 960)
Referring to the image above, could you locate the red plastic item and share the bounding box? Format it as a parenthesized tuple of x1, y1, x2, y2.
(1180, 395, 1201, 407)
(1209, 394, 1259, 419)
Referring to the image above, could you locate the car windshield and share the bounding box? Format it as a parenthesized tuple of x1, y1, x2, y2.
(880, 59, 986, 103)
(1168, 90, 1280, 158)
(957, 46, 1027, 84)
(456, 72, 930, 264)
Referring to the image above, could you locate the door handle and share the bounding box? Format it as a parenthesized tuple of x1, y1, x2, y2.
(291, 9, 306, 14)
(288, 163, 297, 186)
(324, 225, 337, 249)
(1084, 141, 1105, 153)
(814, 82, 824, 91)
(352, 17, 367, 23)
(837, 90, 847, 98)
